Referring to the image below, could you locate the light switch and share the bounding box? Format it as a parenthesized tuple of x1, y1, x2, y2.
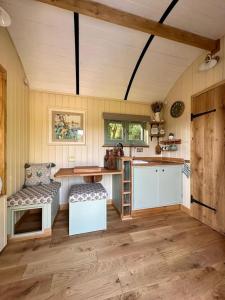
(136, 147, 143, 153)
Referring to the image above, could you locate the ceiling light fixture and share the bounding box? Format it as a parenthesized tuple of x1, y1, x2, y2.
(198, 53, 220, 72)
(0, 7, 11, 27)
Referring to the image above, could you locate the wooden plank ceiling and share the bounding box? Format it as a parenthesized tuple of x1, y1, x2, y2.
(1, 0, 225, 102)
(36, 0, 220, 52)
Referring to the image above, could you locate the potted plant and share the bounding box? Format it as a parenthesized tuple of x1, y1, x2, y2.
(151, 102, 163, 122)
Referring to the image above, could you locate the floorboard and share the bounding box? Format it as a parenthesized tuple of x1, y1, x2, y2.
(0, 206, 225, 299)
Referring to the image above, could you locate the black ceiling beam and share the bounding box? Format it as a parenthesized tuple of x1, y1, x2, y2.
(124, 0, 179, 100)
(74, 12, 80, 95)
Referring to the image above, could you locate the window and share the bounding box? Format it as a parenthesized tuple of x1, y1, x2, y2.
(104, 120, 148, 146)
(106, 121, 124, 142)
(128, 122, 143, 142)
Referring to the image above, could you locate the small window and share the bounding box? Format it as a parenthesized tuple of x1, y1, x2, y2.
(128, 122, 143, 142)
(107, 121, 124, 140)
(104, 120, 148, 146)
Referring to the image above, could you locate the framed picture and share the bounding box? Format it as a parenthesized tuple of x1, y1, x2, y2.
(49, 108, 86, 145)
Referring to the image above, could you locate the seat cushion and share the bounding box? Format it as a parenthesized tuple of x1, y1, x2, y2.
(69, 183, 107, 203)
(7, 181, 61, 207)
(24, 163, 53, 186)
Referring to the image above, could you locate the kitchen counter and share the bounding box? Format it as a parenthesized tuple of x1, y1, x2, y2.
(132, 161, 183, 211)
(112, 156, 185, 220)
(132, 157, 185, 166)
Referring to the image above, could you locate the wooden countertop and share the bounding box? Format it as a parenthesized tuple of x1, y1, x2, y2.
(132, 162, 183, 166)
(132, 157, 186, 166)
(54, 167, 122, 178)
(54, 157, 187, 178)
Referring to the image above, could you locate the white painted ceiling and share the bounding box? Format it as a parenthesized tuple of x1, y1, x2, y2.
(1, 0, 225, 102)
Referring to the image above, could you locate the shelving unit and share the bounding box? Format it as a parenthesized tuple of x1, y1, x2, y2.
(122, 158, 132, 219)
(112, 157, 132, 220)
(150, 121, 165, 141)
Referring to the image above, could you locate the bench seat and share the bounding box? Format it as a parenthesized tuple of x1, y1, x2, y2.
(7, 181, 61, 207)
(69, 183, 107, 235)
(7, 181, 61, 240)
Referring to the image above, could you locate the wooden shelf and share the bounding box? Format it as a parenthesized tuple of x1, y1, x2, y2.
(150, 134, 165, 141)
(121, 215, 132, 220)
(102, 144, 149, 148)
(160, 139, 181, 145)
(150, 120, 165, 125)
(161, 149, 177, 152)
(54, 167, 122, 178)
(123, 203, 131, 207)
(150, 134, 165, 138)
(112, 157, 132, 220)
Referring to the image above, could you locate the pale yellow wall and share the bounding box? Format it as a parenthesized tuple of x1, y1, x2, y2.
(164, 36, 225, 207)
(0, 28, 29, 196)
(29, 90, 154, 203)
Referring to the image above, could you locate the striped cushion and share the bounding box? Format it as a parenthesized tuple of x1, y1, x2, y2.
(69, 183, 107, 203)
(7, 181, 61, 207)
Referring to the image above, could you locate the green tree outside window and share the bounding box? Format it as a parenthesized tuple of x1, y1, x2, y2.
(104, 120, 148, 146)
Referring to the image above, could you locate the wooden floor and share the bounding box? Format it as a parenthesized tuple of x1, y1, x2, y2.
(1, 206, 225, 300)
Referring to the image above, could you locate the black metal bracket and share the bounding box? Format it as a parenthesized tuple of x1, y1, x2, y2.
(124, 0, 179, 100)
(191, 109, 216, 121)
(191, 195, 217, 213)
(74, 13, 80, 95)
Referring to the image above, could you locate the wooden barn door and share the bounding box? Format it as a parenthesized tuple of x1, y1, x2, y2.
(191, 83, 225, 233)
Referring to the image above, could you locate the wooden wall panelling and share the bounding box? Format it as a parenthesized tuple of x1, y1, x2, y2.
(214, 85, 225, 232)
(0, 28, 30, 196)
(29, 90, 153, 204)
(0, 69, 6, 195)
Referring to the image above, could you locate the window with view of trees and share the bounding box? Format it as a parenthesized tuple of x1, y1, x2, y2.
(104, 120, 148, 146)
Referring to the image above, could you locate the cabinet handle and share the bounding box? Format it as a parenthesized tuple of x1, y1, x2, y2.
(156, 170, 158, 173)
(162, 169, 165, 172)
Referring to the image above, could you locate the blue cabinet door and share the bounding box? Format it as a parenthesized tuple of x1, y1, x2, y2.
(133, 166, 158, 210)
(157, 165, 182, 206)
